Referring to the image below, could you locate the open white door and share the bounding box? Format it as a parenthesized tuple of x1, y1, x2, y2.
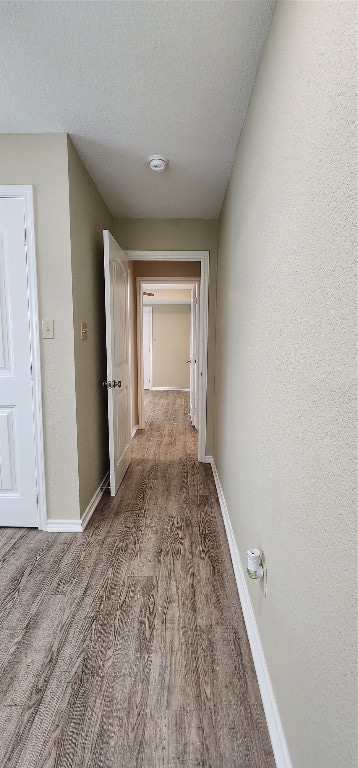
(103, 231, 131, 496)
(189, 284, 199, 428)
(0, 196, 38, 526)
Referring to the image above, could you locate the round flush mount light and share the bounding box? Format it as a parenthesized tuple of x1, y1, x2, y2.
(147, 155, 168, 172)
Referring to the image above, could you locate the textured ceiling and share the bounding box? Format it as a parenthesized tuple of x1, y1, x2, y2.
(0, 1, 275, 218)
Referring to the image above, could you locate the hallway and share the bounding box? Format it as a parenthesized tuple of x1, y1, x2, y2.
(0, 392, 274, 768)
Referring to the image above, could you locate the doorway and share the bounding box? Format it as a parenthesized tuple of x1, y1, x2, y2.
(141, 281, 197, 419)
(127, 251, 209, 462)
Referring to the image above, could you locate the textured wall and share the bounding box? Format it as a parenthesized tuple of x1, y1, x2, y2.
(214, 2, 357, 767)
(67, 138, 113, 515)
(132, 261, 200, 279)
(0, 134, 80, 521)
(113, 219, 217, 453)
(152, 305, 190, 388)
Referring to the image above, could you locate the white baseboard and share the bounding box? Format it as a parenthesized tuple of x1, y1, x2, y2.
(46, 519, 83, 533)
(46, 471, 109, 533)
(131, 425, 139, 438)
(81, 471, 109, 530)
(206, 455, 292, 768)
(150, 387, 190, 391)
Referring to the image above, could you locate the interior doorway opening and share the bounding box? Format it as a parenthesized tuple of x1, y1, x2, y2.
(126, 251, 209, 462)
(141, 280, 199, 430)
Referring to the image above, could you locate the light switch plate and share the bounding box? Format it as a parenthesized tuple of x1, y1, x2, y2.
(80, 322, 88, 341)
(42, 318, 54, 339)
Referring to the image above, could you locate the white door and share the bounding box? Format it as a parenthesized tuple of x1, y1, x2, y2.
(103, 231, 131, 496)
(0, 197, 38, 526)
(189, 284, 199, 428)
(143, 306, 152, 390)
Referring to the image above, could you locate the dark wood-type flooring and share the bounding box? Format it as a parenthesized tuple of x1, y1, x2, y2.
(0, 392, 274, 768)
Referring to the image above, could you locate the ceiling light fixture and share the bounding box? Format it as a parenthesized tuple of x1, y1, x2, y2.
(147, 155, 167, 172)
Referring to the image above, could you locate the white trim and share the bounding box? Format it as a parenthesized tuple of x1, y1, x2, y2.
(136, 277, 145, 429)
(125, 250, 205, 261)
(206, 455, 293, 768)
(143, 299, 191, 305)
(81, 471, 109, 530)
(46, 520, 83, 533)
(142, 305, 153, 390)
(46, 471, 109, 533)
(151, 387, 190, 391)
(128, 256, 209, 463)
(142, 282, 195, 290)
(131, 425, 139, 438)
(128, 263, 135, 441)
(0, 186, 47, 530)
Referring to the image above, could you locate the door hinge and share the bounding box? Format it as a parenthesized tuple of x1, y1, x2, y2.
(24, 227, 27, 246)
(36, 491, 39, 506)
(30, 362, 33, 379)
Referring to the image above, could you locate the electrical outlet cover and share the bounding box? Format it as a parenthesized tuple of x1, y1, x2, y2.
(42, 319, 54, 339)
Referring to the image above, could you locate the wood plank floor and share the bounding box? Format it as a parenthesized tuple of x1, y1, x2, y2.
(0, 392, 274, 768)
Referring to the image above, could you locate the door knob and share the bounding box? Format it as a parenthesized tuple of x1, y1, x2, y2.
(102, 380, 121, 389)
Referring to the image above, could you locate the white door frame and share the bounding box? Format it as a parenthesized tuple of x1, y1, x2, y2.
(0, 186, 47, 529)
(190, 283, 199, 429)
(142, 306, 153, 390)
(127, 251, 209, 463)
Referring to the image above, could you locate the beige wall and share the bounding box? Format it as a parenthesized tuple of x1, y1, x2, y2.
(214, 3, 357, 767)
(144, 289, 192, 302)
(113, 219, 217, 453)
(0, 134, 80, 521)
(67, 138, 113, 516)
(113, 218, 217, 255)
(132, 260, 201, 279)
(151, 305, 190, 388)
(0, 134, 115, 521)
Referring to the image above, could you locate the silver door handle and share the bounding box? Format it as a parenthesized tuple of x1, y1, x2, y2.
(102, 380, 121, 389)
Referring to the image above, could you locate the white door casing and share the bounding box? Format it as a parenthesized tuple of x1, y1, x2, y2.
(189, 284, 199, 429)
(195, 285, 200, 430)
(143, 306, 152, 390)
(0, 195, 39, 526)
(130, 254, 208, 463)
(103, 231, 131, 496)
